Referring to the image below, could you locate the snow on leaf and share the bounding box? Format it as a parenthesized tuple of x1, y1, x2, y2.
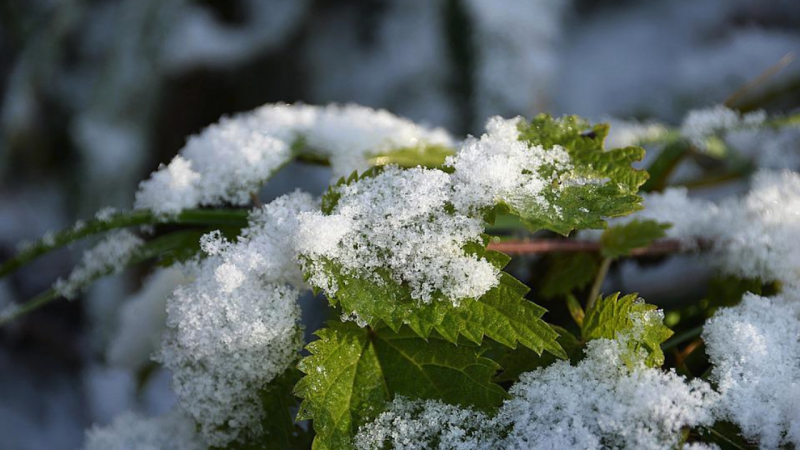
(295, 322, 508, 450)
(582, 292, 673, 367)
(514, 114, 649, 235)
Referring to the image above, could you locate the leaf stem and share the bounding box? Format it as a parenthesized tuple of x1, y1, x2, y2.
(586, 257, 612, 310)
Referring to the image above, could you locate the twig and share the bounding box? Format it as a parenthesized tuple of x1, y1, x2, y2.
(725, 52, 796, 108)
(486, 238, 703, 256)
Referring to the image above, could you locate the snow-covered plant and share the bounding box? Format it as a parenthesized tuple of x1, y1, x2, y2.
(2, 102, 800, 450)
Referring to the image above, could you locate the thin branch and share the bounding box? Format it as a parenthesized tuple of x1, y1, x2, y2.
(725, 52, 796, 108)
(1, 209, 249, 279)
(487, 238, 704, 256)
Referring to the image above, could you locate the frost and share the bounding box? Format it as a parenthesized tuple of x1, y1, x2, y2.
(54, 230, 143, 300)
(82, 410, 207, 450)
(107, 268, 188, 372)
(356, 339, 717, 450)
(703, 292, 800, 449)
(297, 166, 499, 304)
(135, 103, 453, 215)
(156, 192, 315, 446)
(446, 116, 572, 215)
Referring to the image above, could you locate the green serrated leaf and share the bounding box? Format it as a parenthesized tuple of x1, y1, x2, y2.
(313, 247, 565, 359)
(600, 219, 671, 258)
(512, 114, 649, 235)
(582, 292, 673, 367)
(494, 325, 582, 383)
(295, 322, 507, 450)
(540, 253, 599, 299)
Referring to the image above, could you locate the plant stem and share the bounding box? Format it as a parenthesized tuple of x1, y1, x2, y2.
(661, 325, 704, 351)
(0, 229, 208, 327)
(586, 257, 612, 310)
(487, 238, 705, 256)
(1, 209, 249, 279)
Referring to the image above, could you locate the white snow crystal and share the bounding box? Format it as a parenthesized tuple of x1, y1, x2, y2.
(82, 410, 207, 450)
(611, 169, 800, 290)
(135, 103, 454, 215)
(703, 292, 800, 449)
(357, 338, 717, 450)
(156, 192, 315, 446)
(499, 339, 717, 450)
(446, 116, 572, 215)
(54, 230, 143, 299)
(297, 166, 499, 305)
(355, 396, 500, 450)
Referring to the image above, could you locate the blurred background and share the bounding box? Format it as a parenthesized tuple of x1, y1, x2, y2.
(0, 1, 799, 449)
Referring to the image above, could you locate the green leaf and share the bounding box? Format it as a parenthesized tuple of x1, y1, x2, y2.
(513, 114, 649, 235)
(641, 139, 689, 192)
(540, 253, 599, 299)
(295, 322, 507, 450)
(600, 219, 671, 258)
(494, 325, 582, 383)
(582, 292, 673, 367)
(310, 246, 565, 359)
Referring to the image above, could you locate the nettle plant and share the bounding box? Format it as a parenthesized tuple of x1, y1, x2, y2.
(3, 103, 800, 450)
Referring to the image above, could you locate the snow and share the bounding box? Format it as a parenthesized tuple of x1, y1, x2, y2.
(446, 116, 572, 215)
(297, 166, 498, 305)
(703, 292, 800, 449)
(680, 105, 765, 151)
(135, 103, 454, 216)
(357, 338, 717, 450)
(156, 192, 315, 446)
(54, 230, 143, 300)
(609, 169, 800, 290)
